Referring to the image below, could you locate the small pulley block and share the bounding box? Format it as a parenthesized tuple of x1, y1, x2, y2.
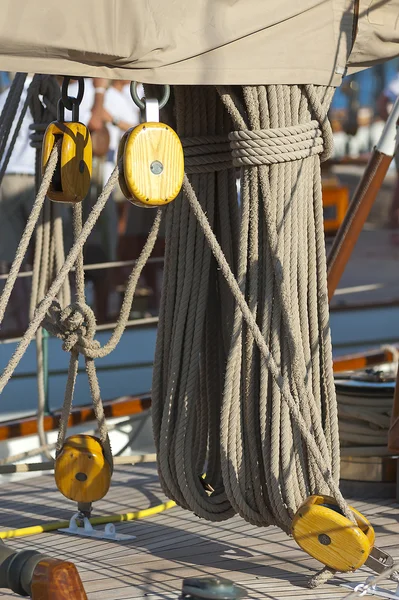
(291, 495, 375, 572)
(42, 76, 92, 203)
(118, 82, 184, 208)
(54, 434, 111, 504)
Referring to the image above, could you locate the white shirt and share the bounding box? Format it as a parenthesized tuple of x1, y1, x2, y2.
(0, 77, 95, 176)
(104, 85, 140, 152)
(0, 76, 35, 175)
(103, 84, 141, 184)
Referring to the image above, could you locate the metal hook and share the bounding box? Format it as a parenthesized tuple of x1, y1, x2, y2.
(130, 82, 170, 111)
(61, 76, 85, 121)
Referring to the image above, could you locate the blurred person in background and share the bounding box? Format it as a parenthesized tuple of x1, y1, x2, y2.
(0, 75, 35, 332)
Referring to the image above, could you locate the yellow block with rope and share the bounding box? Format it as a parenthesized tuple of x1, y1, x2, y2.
(118, 81, 184, 207)
(54, 435, 111, 503)
(42, 121, 92, 203)
(119, 123, 184, 207)
(291, 495, 375, 571)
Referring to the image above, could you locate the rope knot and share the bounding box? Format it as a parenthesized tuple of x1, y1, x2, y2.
(42, 300, 100, 354)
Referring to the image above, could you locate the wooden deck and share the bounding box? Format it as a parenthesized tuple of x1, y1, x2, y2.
(0, 464, 398, 599)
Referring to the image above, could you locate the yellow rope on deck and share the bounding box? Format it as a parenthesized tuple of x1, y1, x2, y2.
(0, 500, 176, 539)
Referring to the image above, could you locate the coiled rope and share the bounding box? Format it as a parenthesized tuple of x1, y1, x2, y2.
(152, 85, 352, 555)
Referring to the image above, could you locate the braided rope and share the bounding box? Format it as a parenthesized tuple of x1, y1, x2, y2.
(182, 119, 325, 173)
(152, 85, 353, 545)
(29, 76, 62, 458)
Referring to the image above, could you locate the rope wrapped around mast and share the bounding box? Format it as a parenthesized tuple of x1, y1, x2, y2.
(182, 120, 324, 172)
(152, 84, 343, 537)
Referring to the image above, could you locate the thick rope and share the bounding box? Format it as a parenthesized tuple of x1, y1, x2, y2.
(42, 209, 163, 358)
(337, 385, 394, 447)
(28, 76, 62, 458)
(152, 84, 354, 541)
(308, 566, 336, 588)
(152, 86, 238, 520)
(0, 144, 59, 325)
(53, 204, 113, 469)
(182, 121, 323, 173)
(183, 171, 350, 518)
(0, 80, 356, 588)
(0, 166, 120, 394)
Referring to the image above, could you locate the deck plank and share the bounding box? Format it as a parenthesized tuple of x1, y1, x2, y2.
(0, 464, 397, 599)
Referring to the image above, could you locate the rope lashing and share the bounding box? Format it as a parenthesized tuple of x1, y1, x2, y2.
(182, 135, 232, 173)
(182, 119, 327, 173)
(42, 301, 100, 354)
(229, 121, 324, 165)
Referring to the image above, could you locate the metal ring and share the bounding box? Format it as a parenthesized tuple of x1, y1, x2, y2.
(130, 82, 170, 111)
(62, 76, 85, 111)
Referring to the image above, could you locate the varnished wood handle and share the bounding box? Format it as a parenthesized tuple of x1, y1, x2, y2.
(31, 558, 87, 599)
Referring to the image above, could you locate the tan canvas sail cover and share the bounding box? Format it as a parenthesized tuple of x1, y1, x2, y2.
(0, 0, 397, 85)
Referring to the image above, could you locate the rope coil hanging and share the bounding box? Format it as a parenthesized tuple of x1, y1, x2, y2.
(152, 84, 346, 529)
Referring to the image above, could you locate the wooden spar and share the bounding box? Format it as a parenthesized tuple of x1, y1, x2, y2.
(327, 94, 399, 301)
(0, 394, 151, 442)
(389, 368, 399, 452)
(333, 346, 398, 373)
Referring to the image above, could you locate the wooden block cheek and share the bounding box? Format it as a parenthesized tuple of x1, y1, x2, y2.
(117, 129, 133, 201)
(42, 122, 92, 203)
(292, 502, 373, 571)
(55, 435, 111, 503)
(123, 122, 184, 206)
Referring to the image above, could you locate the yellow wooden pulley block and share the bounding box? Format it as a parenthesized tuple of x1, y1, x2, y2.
(42, 121, 92, 203)
(118, 122, 184, 208)
(291, 495, 375, 572)
(54, 434, 111, 503)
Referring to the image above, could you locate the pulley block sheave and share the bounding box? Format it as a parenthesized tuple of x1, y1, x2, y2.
(118, 82, 184, 208)
(42, 76, 92, 203)
(54, 435, 111, 504)
(292, 495, 375, 572)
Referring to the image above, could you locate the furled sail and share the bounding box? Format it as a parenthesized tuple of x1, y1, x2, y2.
(0, 0, 397, 85)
